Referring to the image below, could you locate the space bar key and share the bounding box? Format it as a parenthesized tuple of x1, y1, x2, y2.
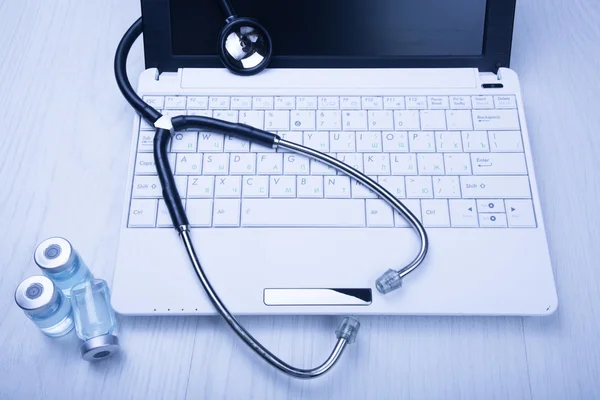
(241, 199, 366, 227)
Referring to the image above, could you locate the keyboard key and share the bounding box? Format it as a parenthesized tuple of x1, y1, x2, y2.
(450, 96, 471, 109)
(318, 97, 340, 109)
(472, 109, 520, 130)
(449, 199, 478, 227)
(253, 97, 273, 109)
(433, 176, 461, 198)
(390, 154, 417, 175)
(215, 176, 241, 198)
(209, 97, 230, 109)
(187, 96, 208, 109)
(351, 179, 377, 198)
(337, 153, 364, 172)
(488, 131, 524, 152)
(143, 96, 164, 109)
(128, 199, 158, 227)
(311, 157, 336, 175)
(428, 96, 449, 109)
(297, 176, 323, 198)
(187, 176, 214, 198)
(477, 199, 505, 213)
(368, 110, 394, 130)
(213, 110, 238, 123)
(132, 176, 187, 198)
(494, 95, 517, 109)
(296, 96, 317, 109)
(405, 176, 433, 198)
(270, 176, 296, 197)
(157, 199, 186, 228)
(417, 154, 445, 175)
(243, 176, 269, 197)
(382, 131, 409, 152)
(460, 176, 531, 198)
(330, 132, 356, 152)
(384, 97, 406, 109)
(446, 110, 474, 130)
(203, 154, 229, 175)
(135, 153, 175, 175)
(229, 96, 252, 110)
(479, 213, 508, 228)
(505, 199, 536, 227)
(394, 200, 422, 227)
(138, 131, 155, 152)
(290, 110, 316, 131)
(364, 154, 390, 175)
(356, 132, 382, 152)
(250, 141, 276, 153)
(420, 110, 446, 130)
(160, 110, 186, 119)
(278, 131, 303, 148)
(239, 110, 265, 129)
(409, 131, 435, 152)
(472, 96, 494, 109)
(444, 153, 472, 175)
(435, 131, 462, 152)
(366, 199, 394, 227)
(165, 96, 186, 109)
(213, 199, 241, 226)
(362, 97, 383, 109)
(224, 136, 250, 152)
(303, 131, 329, 152)
(175, 153, 202, 175)
(324, 176, 351, 198)
(275, 96, 295, 109)
(186, 109, 212, 117)
(317, 110, 342, 130)
(405, 96, 427, 109)
(186, 199, 213, 227)
(342, 110, 368, 130)
(421, 200, 450, 227)
(471, 153, 527, 175)
(378, 176, 405, 198)
(242, 199, 365, 227)
(284, 154, 310, 174)
(230, 153, 256, 174)
(265, 110, 290, 130)
(340, 96, 362, 109)
(394, 110, 420, 130)
(197, 132, 224, 152)
(171, 132, 198, 152)
(257, 153, 283, 175)
(462, 131, 489, 152)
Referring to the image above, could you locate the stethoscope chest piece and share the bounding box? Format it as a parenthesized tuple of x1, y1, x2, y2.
(218, 17, 272, 76)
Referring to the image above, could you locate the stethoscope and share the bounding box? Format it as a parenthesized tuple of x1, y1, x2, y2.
(114, 0, 429, 379)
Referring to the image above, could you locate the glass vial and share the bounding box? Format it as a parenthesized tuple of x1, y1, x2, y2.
(14, 275, 74, 337)
(34, 237, 93, 297)
(70, 279, 119, 361)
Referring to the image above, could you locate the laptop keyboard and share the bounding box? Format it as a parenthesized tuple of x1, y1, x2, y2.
(127, 95, 537, 229)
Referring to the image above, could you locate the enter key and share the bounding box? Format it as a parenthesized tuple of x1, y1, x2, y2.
(471, 153, 527, 175)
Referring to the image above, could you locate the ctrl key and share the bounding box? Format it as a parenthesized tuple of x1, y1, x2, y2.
(128, 199, 158, 227)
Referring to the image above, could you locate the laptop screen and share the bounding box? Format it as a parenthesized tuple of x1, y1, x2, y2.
(170, 0, 488, 58)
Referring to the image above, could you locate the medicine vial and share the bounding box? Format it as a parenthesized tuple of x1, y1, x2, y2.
(34, 237, 93, 296)
(70, 279, 119, 361)
(14, 275, 75, 337)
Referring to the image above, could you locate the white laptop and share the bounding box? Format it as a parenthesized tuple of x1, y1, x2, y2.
(112, 0, 558, 316)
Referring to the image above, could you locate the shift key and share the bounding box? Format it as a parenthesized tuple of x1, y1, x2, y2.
(460, 176, 531, 198)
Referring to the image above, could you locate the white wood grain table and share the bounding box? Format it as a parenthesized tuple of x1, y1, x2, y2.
(1, 0, 599, 398)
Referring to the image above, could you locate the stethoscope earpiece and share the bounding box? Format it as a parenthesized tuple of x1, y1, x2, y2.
(218, 17, 272, 76)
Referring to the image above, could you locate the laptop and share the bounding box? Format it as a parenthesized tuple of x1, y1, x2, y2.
(112, 0, 558, 316)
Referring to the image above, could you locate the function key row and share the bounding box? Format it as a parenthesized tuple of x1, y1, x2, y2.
(143, 95, 517, 111)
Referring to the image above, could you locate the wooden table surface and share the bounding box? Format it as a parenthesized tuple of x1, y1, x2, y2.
(1, 0, 599, 398)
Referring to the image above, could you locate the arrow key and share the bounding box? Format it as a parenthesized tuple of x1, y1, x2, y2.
(505, 200, 537, 227)
(477, 199, 505, 213)
(449, 199, 478, 227)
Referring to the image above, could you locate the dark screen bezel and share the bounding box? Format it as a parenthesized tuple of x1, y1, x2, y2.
(141, 0, 516, 73)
